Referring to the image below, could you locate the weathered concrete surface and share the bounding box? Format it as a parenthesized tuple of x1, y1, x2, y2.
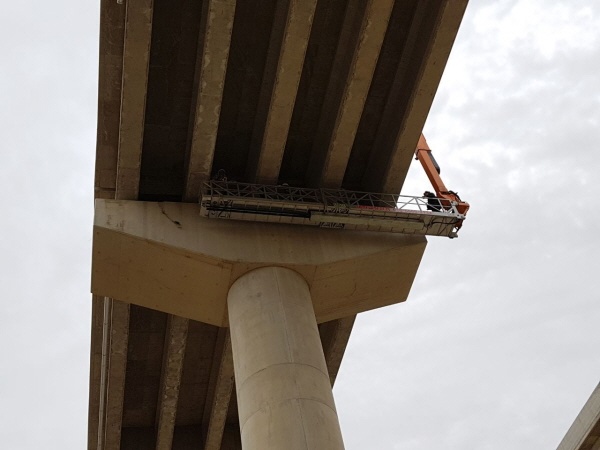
(202, 329, 234, 450)
(364, 0, 469, 194)
(557, 382, 600, 450)
(98, 299, 130, 450)
(247, 0, 318, 184)
(116, 0, 154, 201)
(87, 296, 105, 450)
(319, 315, 356, 385)
(92, 200, 426, 326)
(307, 0, 394, 188)
(228, 267, 345, 450)
(156, 315, 189, 449)
(94, 0, 125, 201)
(185, 0, 237, 202)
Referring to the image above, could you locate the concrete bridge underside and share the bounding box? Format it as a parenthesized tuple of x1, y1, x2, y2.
(89, 0, 468, 448)
(557, 383, 600, 450)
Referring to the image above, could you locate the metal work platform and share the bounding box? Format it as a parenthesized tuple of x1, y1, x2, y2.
(200, 181, 466, 238)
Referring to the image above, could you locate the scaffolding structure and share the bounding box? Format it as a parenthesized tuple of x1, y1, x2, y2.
(200, 181, 465, 238)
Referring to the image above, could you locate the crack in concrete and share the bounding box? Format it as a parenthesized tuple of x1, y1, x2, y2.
(158, 203, 183, 228)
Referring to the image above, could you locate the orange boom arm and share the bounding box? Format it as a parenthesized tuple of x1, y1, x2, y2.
(415, 134, 470, 228)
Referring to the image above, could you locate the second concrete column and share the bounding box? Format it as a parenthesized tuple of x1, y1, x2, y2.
(228, 266, 345, 450)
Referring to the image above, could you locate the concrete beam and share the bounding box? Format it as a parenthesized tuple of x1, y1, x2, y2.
(307, 0, 394, 188)
(202, 329, 234, 450)
(155, 315, 189, 449)
(95, 0, 125, 200)
(364, 0, 468, 194)
(557, 382, 600, 450)
(247, 0, 318, 184)
(220, 424, 243, 450)
(319, 315, 356, 386)
(185, 0, 237, 202)
(116, 0, 154, 200)
(92, 200, 426, 326)
(88, 296, 105, 450)
(99, 299, 130, 450)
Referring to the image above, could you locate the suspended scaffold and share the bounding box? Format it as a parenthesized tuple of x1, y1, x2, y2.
(200, 181, 466, 238)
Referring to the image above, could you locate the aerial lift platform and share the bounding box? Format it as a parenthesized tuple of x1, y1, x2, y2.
(201, 135, 469, 238)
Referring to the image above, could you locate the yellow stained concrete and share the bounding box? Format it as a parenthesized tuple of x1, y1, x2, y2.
(92, 199, 426, 326)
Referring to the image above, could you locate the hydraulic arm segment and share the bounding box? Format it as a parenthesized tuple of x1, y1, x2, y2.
(415, 134, 470, 231)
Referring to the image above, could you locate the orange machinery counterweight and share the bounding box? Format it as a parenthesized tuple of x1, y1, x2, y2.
(415, 134, 470, 229)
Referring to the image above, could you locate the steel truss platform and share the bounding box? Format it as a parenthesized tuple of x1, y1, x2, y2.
(200, 181, 466, 238)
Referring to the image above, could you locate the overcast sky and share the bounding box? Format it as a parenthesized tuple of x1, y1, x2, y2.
(0, 0, 599, 449)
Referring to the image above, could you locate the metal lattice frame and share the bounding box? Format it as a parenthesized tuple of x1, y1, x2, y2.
(203, 181, 458, 212)
(200, 181, 465, 238)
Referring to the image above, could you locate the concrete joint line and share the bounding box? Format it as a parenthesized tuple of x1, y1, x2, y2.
(239, 396, 339, 434)
(237, 361, 330, 393)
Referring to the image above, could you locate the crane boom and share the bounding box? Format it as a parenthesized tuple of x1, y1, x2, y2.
(415, 134, 470, 229)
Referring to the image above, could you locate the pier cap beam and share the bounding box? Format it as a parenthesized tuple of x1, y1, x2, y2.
(92, 199, 426, 327)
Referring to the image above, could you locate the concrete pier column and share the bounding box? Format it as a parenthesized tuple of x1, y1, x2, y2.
(228, 266, 345, 450)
